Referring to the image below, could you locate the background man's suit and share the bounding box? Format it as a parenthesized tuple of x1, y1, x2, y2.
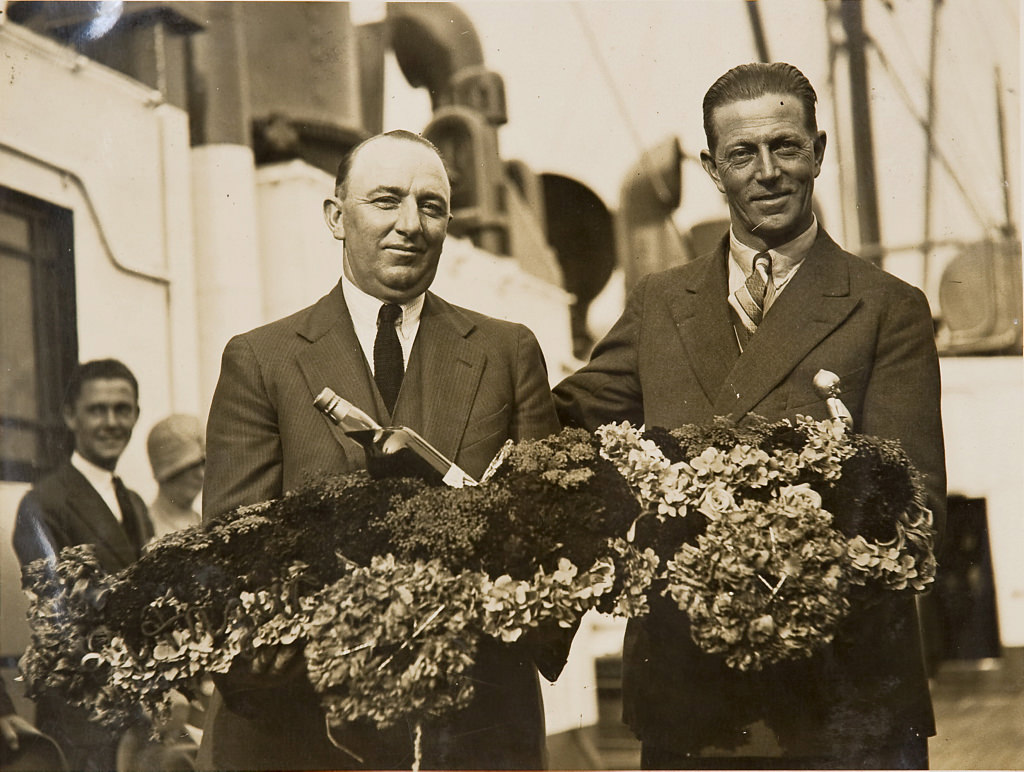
(13, 462, 152, 772)
(554, 229, 946, 761)
(201, 281, 561, 770)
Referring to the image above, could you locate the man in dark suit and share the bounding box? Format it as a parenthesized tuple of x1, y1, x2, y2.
(13, 358, 153, 772)
(554, 63, 946, 770)
(200, 129, 561, 771)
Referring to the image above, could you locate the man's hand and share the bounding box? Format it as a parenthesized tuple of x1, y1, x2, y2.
(215, 643, 308, 720)
(153, 690, 192, 740)
(0, 713, 36, 752)
(250, 643, 302, 675)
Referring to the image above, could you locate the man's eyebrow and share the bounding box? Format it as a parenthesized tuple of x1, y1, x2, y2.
(727, 130, 802, 147)
(361, 185, 447, 203)
(365, 185, 404, 196)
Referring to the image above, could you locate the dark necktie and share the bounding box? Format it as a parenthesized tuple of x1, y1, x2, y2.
(113, 475, 142, 552)
(736, 251, 773, 331)
(374, 303, 404, 414)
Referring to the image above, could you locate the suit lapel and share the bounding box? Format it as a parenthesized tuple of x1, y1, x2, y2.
(400, 293, 485, 459)
(60, 465, 138, 566)
(713, 231, 861, 419)
(295, 283, 381, 458)
(669, 238, 740, 406)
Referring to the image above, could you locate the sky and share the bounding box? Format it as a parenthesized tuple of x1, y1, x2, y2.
(379, 0, 1021, 294)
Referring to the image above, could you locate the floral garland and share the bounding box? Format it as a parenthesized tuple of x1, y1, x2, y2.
(597, 416, 936, 670)
(663, 487, 852, 671)
(19, 416, 936, 747)
(306, 556, 481, 730)
(19, 428, 639, 737)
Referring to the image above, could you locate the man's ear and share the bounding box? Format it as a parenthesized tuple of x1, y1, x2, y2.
(700, 150, 726, 194)
(62, 403, 76, 432)
(813, 130, 827, 177)
(323, 197, 345, 241)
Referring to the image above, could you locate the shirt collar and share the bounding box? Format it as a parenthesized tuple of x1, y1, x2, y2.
(729, 216, 818, 284)
(71, 450, 116, 487)
(341, 273, 424, 337)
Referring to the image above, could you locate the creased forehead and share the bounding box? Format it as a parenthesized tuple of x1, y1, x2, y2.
(710, 93, 816, 146)
(346, 136, 450, 195)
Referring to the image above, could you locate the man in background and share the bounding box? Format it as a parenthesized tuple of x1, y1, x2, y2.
(554, 62, 945, 769)
(201, 129, 562, 771)
(13, 357, 153, 771)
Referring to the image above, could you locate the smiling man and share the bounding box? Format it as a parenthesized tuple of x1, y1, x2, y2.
(553, 63, 946, 769)
(13, 357, 152, 771)
(200, 130, 561, 771)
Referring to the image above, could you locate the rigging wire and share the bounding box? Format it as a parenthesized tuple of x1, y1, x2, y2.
(865, 34, 993, 232)
(873, 0, 1002, 201)
(876, 1, 994, 152)
(569, 2, 689, 230)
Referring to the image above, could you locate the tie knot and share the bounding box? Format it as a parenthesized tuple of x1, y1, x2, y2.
(753, 251, 772, 276)
(378, 303, 402, 326)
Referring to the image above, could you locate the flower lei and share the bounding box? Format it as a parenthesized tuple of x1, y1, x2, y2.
(19, 416, 936, 751)
(19, 429, 640, 742)
(306, 556, 480, 731)
(597, 416, 936, 670)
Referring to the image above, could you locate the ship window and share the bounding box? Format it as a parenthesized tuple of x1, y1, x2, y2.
(0, 187, 77, 482)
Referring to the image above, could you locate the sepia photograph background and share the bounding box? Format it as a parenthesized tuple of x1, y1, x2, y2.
(1, 0, 1021, 768)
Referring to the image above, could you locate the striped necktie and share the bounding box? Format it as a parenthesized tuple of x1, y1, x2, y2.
(735, 251, 773, 332)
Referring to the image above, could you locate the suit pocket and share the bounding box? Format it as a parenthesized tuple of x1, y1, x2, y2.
(460, 403, 511, 452)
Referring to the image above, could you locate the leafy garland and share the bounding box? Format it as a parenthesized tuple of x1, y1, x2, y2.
(19, 417, 936, 742)
(597, 416, 936, 670)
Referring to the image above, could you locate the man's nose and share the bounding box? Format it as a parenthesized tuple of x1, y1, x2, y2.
(754, 146, 779, 181)
(394, 197, 422, 234)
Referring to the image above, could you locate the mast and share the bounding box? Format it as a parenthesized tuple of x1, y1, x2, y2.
(839, 0, 882, 264)
(745, 0, 771, 63)
(922, 0, 943, 285)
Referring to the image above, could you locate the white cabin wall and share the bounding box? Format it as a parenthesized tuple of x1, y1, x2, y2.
(941, 357, 1024, 647)
(0, 22, 199, 653)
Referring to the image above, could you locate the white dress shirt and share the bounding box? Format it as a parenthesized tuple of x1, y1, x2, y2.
(341, 274, 424, 374)
(70, 450, 122, 518)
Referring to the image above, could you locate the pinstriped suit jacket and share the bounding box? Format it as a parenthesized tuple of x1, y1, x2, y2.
(203, 281, 559, 519)
(200, 281, 560, 771)
(554, 229, 946, 758)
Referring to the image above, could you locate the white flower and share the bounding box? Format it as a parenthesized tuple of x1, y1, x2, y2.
(697, 482, 738, 520)
(777, 483, 823, 511)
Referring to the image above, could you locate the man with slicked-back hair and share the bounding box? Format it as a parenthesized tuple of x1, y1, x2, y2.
(555, 63, 945, 770)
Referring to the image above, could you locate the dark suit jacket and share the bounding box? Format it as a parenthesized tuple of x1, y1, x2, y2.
(554, 230, 946, 758)
(13, 462, 151, 573)
(12, 461, 151, 772)
(200, 282, 561, 771)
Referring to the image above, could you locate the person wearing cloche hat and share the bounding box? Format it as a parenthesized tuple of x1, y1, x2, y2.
(131, 414, 209, 771)
(146, 413, 206, 541)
